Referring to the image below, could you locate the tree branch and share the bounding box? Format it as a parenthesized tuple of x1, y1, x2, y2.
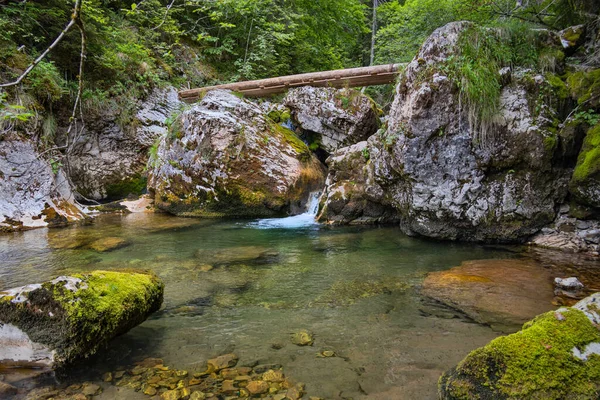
(0, 0, 82, 88)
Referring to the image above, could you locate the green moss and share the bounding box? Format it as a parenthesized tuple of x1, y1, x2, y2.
(572, 124, 600, 183)
(52, 271, 163, 344)
(546, 73, 570, 99)
(566, 69, 600, 105)
(441, 308, 600, 399)
(105, 176, 147, 200)
(268, 120, 311, 161)
(543, 135, 558, 152)
(0, 270, 163, 365)
(267, 108, 291, 123)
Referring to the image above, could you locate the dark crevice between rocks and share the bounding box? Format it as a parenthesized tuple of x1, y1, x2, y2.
(297, 128, 330, 164)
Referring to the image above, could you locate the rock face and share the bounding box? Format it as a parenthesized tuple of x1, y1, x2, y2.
(318, 140, 397, 225)
(371, 21, 570, 242)
(439, 293, 600, 399)
(0, 271, 163, 368)
(421, 259, 555, 332)
(67, 87, 181, 200)
(0, 135, 87, 232)
(284, 87, 380, 154)
(148, 90, 325, 217)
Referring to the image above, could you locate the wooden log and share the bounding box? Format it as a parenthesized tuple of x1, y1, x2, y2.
(179, 64, 403, 102)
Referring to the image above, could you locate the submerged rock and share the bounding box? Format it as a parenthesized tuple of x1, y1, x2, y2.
(422, 259, 555, 332)
(0, 271, 163, 368)
(0, 135, 87, 232)
(284, 86, 380, 154)
(206, 354, 238, 373)
(87, 237, 131, 252)
(195, 246, 278, 265)
(439, 293, 600, 399)
(148, 90, 325, 217)
(316, 278, 407, 306)
(291, 329, 314, 346)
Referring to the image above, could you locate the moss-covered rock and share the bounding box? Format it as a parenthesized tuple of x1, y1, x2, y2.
(565, 68, 600, 107)
(439, 293, 600, 399)
(0, 270, 164, 368)
(148, 90, 325, 218)
(570, 123, 600, 208)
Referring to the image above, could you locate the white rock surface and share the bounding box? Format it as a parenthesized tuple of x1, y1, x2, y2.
(0, 136, 86, 232)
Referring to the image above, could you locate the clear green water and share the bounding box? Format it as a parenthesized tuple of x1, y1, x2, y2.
(0, 213, 571, 399)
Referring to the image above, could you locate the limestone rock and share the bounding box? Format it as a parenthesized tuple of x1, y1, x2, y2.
(0, 271, 163, 368)
(318, 140, 397, 225)
(0, 135, 87, 232)
(370, 21, 570, 241)
(284, 86, 380, 153)
(422, 259, 555, 332)
(439, 293, 600, 399)
(528, 204, 600, 254)
(68, 87, 181, 201)
(87, 237, 130, 252)
(555, 277, 585, 290)
(148, 90, 325, 217)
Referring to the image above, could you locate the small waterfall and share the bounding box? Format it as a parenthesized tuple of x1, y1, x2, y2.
(249, 192, 321, 229)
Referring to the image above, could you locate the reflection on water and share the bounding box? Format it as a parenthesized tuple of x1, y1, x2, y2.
(0, 213, 597, 399)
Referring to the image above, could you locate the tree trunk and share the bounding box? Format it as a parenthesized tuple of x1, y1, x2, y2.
(179, 64, 403, 102)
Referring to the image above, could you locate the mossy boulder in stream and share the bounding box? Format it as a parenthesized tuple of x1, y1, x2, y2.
(0, 270, 164, 369)
(439, 293, 600, 399)
(148, 90, 325, 217)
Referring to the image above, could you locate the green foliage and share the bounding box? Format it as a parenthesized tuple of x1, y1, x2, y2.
(375, 0, 593, 66)
(49, 158, 63, 175)
(574, 110, 600, 126)
(0, 93, 34, 123)
(436, 23, 553, 145)
(25, 61, 66, 102)
(375, 0, 487, 64)
(362, 147, 370, 161)
(188, 0, 367, 80)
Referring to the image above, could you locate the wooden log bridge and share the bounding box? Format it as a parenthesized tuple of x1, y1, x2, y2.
(179, 63, 403, 102)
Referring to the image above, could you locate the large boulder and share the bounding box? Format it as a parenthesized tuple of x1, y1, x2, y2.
(0, 135, 87, 232)
(439, 293, 600, 399)
(318, 139, 397, 225)
(284, 87, 380, 154)
(148, 90, 325, 217)
(67, 87, 181, 201)
(0, 270, 163, 368)
(370, 21, 570, 242)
